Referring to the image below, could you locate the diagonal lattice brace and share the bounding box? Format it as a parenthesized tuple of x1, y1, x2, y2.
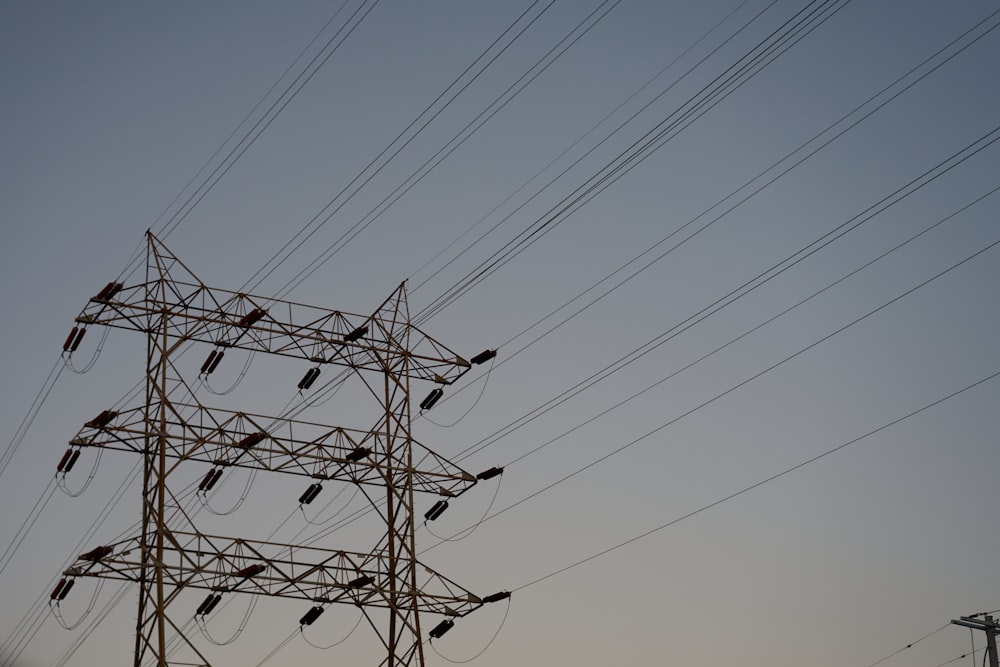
(68, 401, 478, 497)
(67, 531, 484, 617)
(72, 233, 475, 384)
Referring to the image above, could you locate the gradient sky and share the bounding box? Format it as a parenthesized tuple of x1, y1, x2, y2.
(1, 1, 998, 666)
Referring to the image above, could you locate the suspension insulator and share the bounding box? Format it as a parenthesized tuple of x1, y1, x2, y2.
(343, 325, 368, 342)
(299, 605, 325, 626)
(206, 350, 225, 374)
(424, 500, 449, 522)
(63, 450, 81, 473)
(93, 282, 124, 301)
(237, 432, 266, 449)
(200, 350, 218, 374)
(198, 469, 216, 492)
(50, 578, 68, 600)
(419, 388, 444, 411)
(234, 564, 266, 578)
(304, 483, 323, 504)
(70, 327, 87, 352)
(482, 591, 511, 604)
(195, 593, 215, 615)
(299, 367, 321, 390)
(79, 545, 113, 562)
(297, 484, 313, 504)
(56, 449, 73, 472)
(203, 594, 222, 615)
(428, 619, 454, 639)
(57, 578, 75, 601)
(345, 446, 371, 463)
(476, 466, 503, 481)
(203, 468, 224, 492)
(348, 575, 373, 588)
(298, 483, 322, 505)
(62, 327, 79, 352)
(85, 410, 117, 429)
(470, 349, 497, 365)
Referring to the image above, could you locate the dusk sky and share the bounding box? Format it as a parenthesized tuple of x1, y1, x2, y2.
(1, 1, 998, 666)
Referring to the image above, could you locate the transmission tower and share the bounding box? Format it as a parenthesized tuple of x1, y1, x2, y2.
(52, 232, 505, 666)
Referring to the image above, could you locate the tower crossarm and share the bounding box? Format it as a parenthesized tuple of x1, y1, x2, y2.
(69, 401, 477, 497)
(74, 277, 471, 384)
(66, 531, 484, 616)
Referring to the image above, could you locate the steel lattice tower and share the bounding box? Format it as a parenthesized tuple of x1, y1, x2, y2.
(55, 232, 503, 666)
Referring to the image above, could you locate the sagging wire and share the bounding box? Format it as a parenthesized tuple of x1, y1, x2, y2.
(199, 467, 258, 516)
(204, 350, 256, 396)
(0, 479, 58, 579)
(56, 448, 103, 498)
(428, 596, 511, 664)
(293, 370, 349, 411)
(0, 356, 67, 481)
(299, 608, 364, 649)
(115, 232, 149, 286)
(47, 581, 131, 667)
(255, 627, 299, 667)
(934, 648, 986, 667)
(51, 577, 105, 631)
(196, 594, 259, 646)
(424, 474, 504, 544)
(299, 484, 362, 526)
(64, 327, 110, 375)
(421, 355, 496, 428)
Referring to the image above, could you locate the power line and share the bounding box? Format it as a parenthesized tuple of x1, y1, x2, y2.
(499, 183, 1000, 469)
(286, 164, 1000, 556)
(149, 0, 357, 240)
(418, 233, 1000, 559)
(155, 0, 380, 242)
(448, 121, 1000, 464)
(269, 0, 831, 425)
(413, 0, 852, 325)
(0, 356, 66, 481)
(464, 5, 1000, 380)
(262, 0, 618, 300)
(242, 0, 556, 294)
(509, 367, 1000, 592)
(319, 212, 1000, 558)
(408, 0, 769, 293)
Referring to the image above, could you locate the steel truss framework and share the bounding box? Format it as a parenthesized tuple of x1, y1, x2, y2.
(60, 233, 492, 666)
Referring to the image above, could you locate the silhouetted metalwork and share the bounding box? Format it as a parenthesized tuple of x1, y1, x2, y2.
(58, 232, 493, 667)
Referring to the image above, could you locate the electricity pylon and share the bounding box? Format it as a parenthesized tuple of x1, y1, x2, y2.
(55, 232, 502, 666)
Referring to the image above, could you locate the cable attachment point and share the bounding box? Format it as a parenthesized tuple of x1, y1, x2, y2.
(420, 388, 444, 411)
(78, 545, 113, 562)
(50, 578, 75, 601)
(470, 349, 497, 365)
(92, 282, 124, 303)
(424, 500, 449, 522)
(56, 447, 81, 474)
(429, 619, 455, 639)
(195, 593, 223, 616)
(199, 467, 223, 493)
(298, 482, 323, 505)
(476, 466, 503, 481)
(62, 326, 87, 353)
(299, 605, 325, 626)
(297, 366, 321, 391)
(200, 348, 225, 375)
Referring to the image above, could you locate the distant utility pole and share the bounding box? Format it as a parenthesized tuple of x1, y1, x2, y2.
(51, 232, 505, 666)
(952, 614, 999, 667)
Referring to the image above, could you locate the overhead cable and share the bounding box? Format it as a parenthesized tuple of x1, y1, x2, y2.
(509, 368, 1000, 592)
(243, 0, 557, 295)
